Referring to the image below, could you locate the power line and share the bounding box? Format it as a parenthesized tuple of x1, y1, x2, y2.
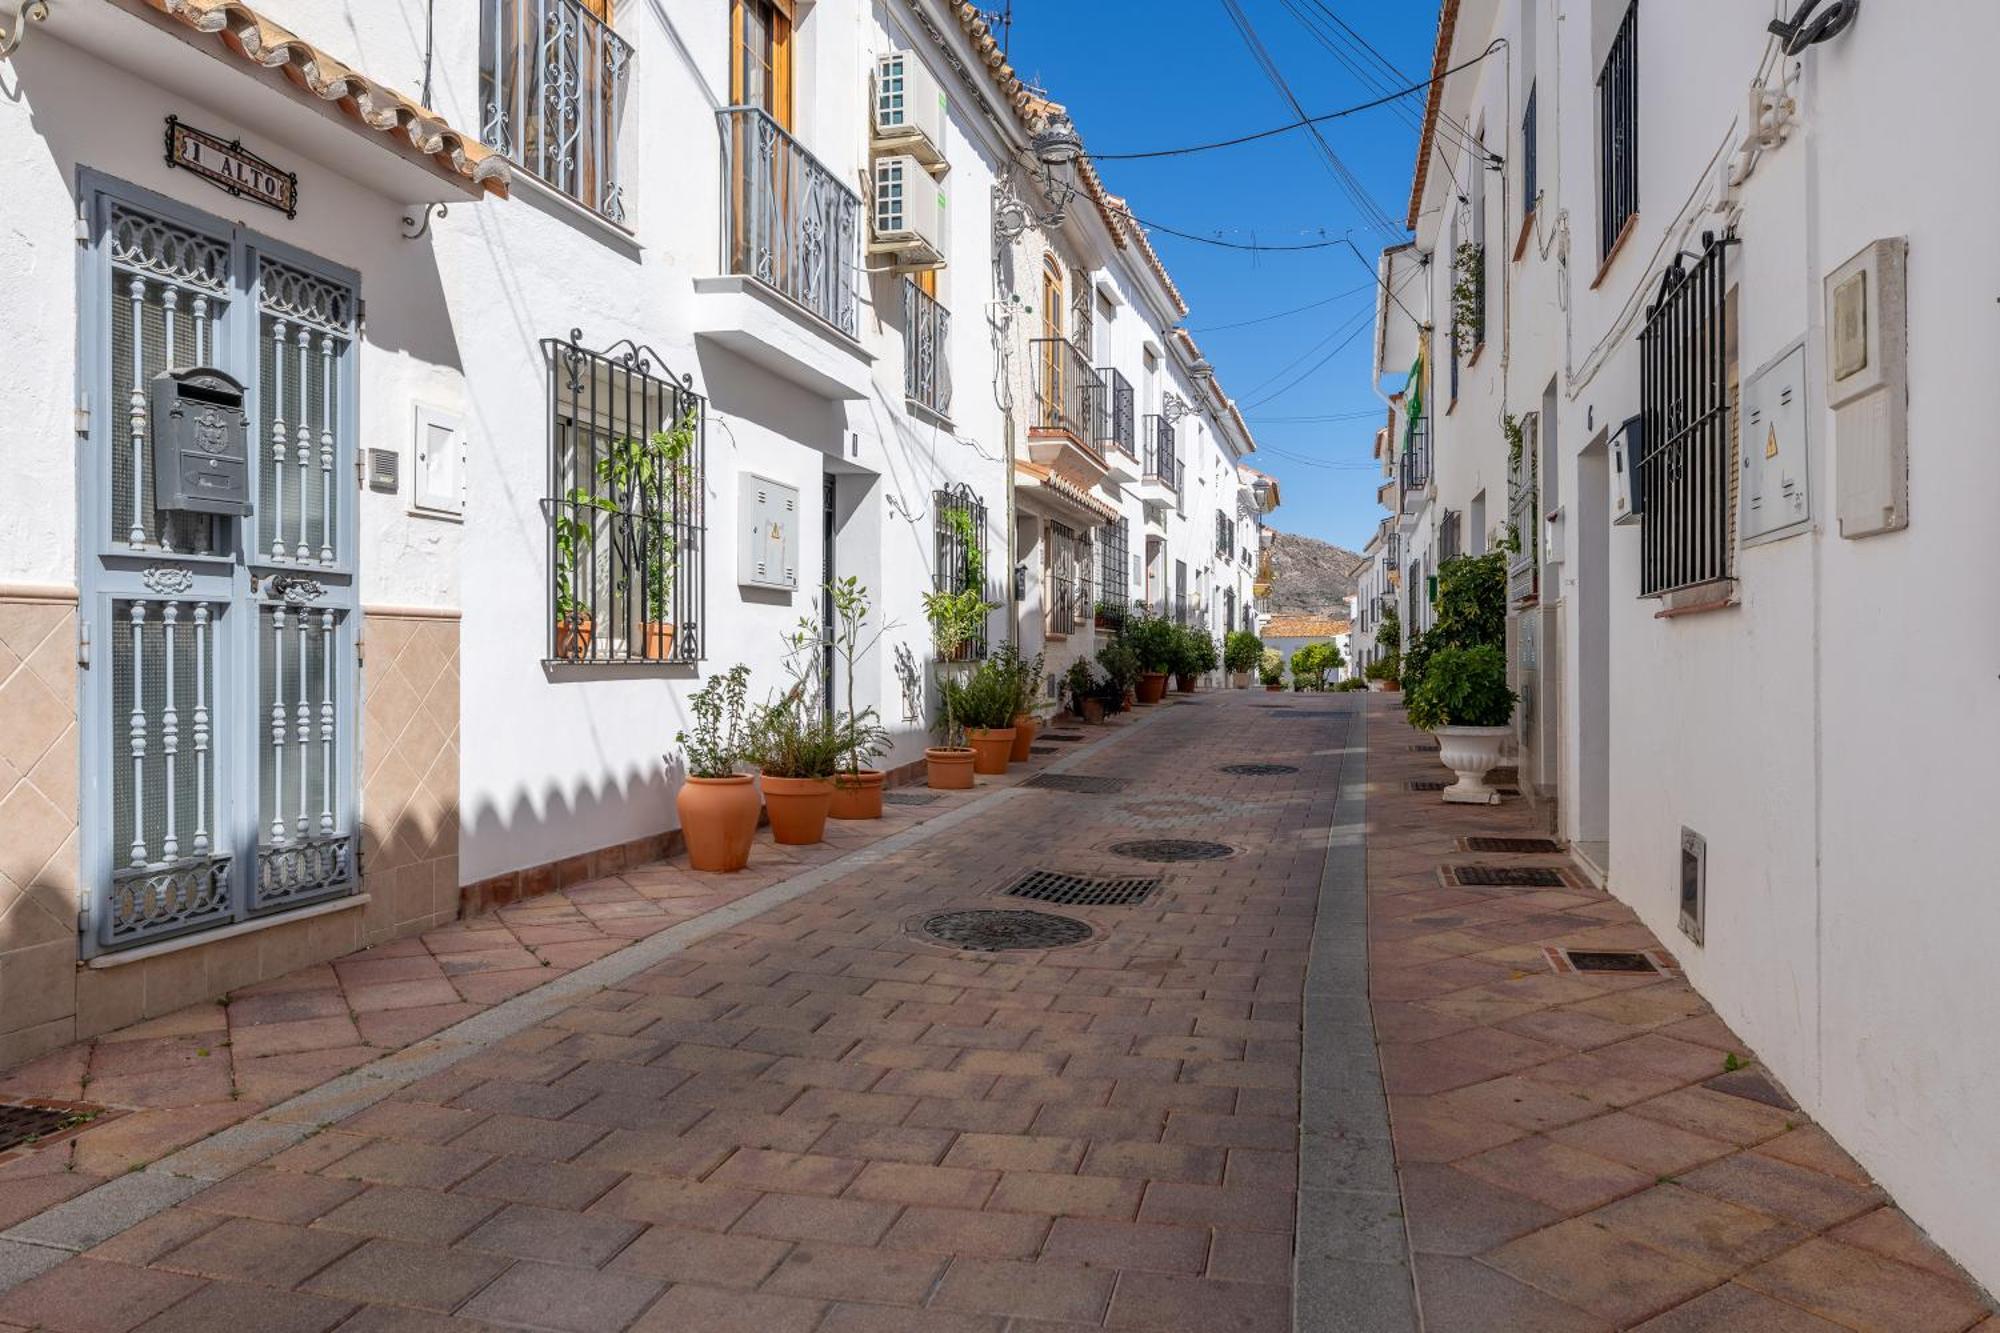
(1244, 312, 1377, 408)
(1186, 284, 1372, 333)
(1245, 408, 1384, 423)
(1238, 306, 1377, 400)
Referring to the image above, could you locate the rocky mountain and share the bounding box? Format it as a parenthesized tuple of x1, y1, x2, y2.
(1263, 530, 1365, 619)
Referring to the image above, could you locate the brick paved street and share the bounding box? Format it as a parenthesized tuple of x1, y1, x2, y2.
(0, 692, 1991, 1330)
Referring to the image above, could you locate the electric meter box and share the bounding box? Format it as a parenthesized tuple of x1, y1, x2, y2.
(149, 366, 251, 515)
(1825, 237, 1908, 538)
(738, 473, 799, 591)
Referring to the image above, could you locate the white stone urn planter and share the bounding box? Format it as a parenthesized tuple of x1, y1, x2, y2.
(1434, 725, 1511, 804)
(1230, 671, 1251, 689)
(1366, 679, 1387, 692)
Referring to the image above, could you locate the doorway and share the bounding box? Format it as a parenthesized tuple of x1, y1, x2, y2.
(1575, 433, 1613, 873)
(821, 472, 836, 720)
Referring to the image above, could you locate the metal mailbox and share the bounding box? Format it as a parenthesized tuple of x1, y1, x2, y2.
(149, 366, 251, 515)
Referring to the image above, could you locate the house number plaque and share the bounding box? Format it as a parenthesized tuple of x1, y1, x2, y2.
(163, 116, 298, 218)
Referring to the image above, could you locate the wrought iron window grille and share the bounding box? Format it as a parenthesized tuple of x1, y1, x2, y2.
(902, 279, 951, 419)
(1097, 517, 1130, 621)
(480, 0, 632, 222)
(933, 483, 989, 660)
(1597, 2, 1639, 260)
(1638, 233, 1736, 597)
(719, 106, 862, 338)
(1522, 83, 1539, 216)
(1098, 367, 1136, 460)
(1029, 336, 1103, 443)
(1215, 510, 1234, 560)
(1048, 521, 1081, 638)
(1508, 411, 1540, 602)
(541, 331, 706, 665)
(1401, 415, 1432, 493)
(1142, 415, 1179, 492)
(1440, 509, 1463, 563)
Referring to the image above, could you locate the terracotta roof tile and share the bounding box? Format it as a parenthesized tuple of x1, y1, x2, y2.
(1260, 614, 1349, 640)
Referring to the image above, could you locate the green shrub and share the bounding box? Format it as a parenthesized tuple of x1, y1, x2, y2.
(1404, 643, 1515, 731)
(1096, 637, 1141, 692)
(943, 658, 1022, 731)
(1258, 648, 1283, 685)
(1124, 615, 1180, 674)
(676, 664, 752, 778)
(1364, 653, 1401, 683)
(1188, 630, 1220, 675)
(1223, 630, 1262, 673)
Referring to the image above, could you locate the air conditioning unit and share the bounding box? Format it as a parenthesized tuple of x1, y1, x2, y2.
(873, 51, 947, 169)
(871, 155, 946, 271)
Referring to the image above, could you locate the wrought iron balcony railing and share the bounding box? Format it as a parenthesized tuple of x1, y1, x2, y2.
(902, 279, 951, 419)
(481, 0, 633, 221)
(719, 106, 861, 339)
(1030, 337, 1102, 442)
(1142, 415, 1179, 492)
(1400, 415, 1432, 493)
(1098, 367, 1136, 460)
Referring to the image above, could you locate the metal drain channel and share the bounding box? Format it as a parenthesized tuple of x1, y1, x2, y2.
(1460, 837, 1563, 854)
(882, 791, 941, 806)
(1022, 773, 1129, 794)
(1004, 869, 1162, 907)
(1039, 732, 1084, 742)
(1107, 839, 1234, 864)
(920, 909, 1094, 951)
(1564, 949, 1658, 974)
(1447, 864, 1572, 888)
(1219, 763, 1298, 776)
(1029, 745, 1059, 755)
(0, 1103, 94, 1154)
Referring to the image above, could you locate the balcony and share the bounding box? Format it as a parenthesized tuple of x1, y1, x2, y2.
(902, 279, 951, 420)
(1028, 337, 1108, 486)
(1138, 415, 1179, 510)
(693, 107, 871, 400)
(1097, 368, 1138, 482)
(1400, 415, 1432, 507)
(480, 0, 633, 221)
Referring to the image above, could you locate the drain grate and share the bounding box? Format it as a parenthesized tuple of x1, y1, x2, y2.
(1107, 839, 1234, 864)
(1407, 779, 1448, 792)
(882, 791, 941, 806)
(1219, 763, 1298, 776)
(0, 1102, 96, 1154)
(1563, 949, 1659, 974)
(1004, 869, 1163, 906)
(1447, 865, 1573, 889)
(1409, 743, 1441, 753)
(1040, 732, 1084, 742)
(1022, 773, 1129, 794)
(920, 909, 1093, 951)
(1029, 745, 1059, 755)
(1460, 837, 1564, 854)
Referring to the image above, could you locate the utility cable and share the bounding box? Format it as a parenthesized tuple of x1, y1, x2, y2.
(1187, 284, 1372, 333)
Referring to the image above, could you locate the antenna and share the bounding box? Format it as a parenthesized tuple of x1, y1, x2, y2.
(979, 3, 1013, 57)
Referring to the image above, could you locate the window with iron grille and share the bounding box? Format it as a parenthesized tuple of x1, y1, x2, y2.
(1098, 517, 1129, 619)
(1440, 509, 1462, 562)
(1638, 234, 1734, 596)
(1215, 510, 1233, 560)
(1223, 587, 1236, 632)
(1174, 560, 1188, 625)
(902, 279, 951, 419)
(1597, 2, 1638, 260)
(543, 335, 706, 664)
(1522, 83, 1539, 216)
(1508, 412, 1540, 602)
(1047, 521, 1080, 637)
(934, 484, 989, 659)
(481, 0, 633, 221)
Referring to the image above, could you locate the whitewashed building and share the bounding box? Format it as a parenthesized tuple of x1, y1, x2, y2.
(0, 0, 1264, 1066)
(1353, 0, 2000, 1289)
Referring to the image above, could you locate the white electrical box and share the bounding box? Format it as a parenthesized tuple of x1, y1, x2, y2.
(1741, 342, 1809, 543)
(1610, 414, 1643, 526)
(410, 404, 466, 518)
(738, 474, 798, 591)
(1825, 238, 1908, 538)
(870, 155, 946, 271)
(873, 51, 947, 168)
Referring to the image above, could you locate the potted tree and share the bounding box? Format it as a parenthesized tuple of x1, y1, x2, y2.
(950, 658, 1019, 775)
(1259, 648, 1284, 691)
(1405, 643, 1516, 804)
(1063, 659, 1105, 724)
(1186, 629, 1220, 692)
(1095, 636, 1140, 713)
(825, 578, 893, 820)
(1125, 615, 1177, 704)
(1223, 630, 1261, 688)
(995, 642, 1046, 762)
(672, 664, 758, 872)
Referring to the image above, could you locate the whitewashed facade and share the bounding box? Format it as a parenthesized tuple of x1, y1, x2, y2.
(1353, 0, 2000, 1288)
(0, 0, 1264, 1064)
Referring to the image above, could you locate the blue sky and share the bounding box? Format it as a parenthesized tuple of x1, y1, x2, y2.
(1004, 1, 1436, 550)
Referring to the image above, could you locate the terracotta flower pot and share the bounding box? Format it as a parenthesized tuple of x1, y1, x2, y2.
(676, 774, 759, 873)
(965, 727, 1017, 775)
(829, 770, 885, 820)
(1264, 683, 1283, 692)
(761, 774, 835, 845)
(1175, 674, 1198, 694)
(1136, 672, 1169, 704)
(642, 621, 675, 661)
(555, 613, 593, 660)
(1008, 714, 1039, 761)
(927, 746, 976, 789)
(1079, 698, 1106, 724)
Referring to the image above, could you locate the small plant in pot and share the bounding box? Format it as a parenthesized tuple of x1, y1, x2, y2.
(1095, 637, 1140, 713)
(1259, 648, 1284, 691)
(1124, 615, 1178, 704)
(922, 517, 996, 788)
(748, 626, 855, 844)
(672, 664, 758, 872)
(552, 492, 605, 660)
(1064, 658, 1106, 724)
(994, 642, 1046, 762)
(824, 578, 895, 820)
(945, 658, 1020, 775)
(593, 417, 696, 661)
(1176, 628, 1219, 692)
(1405, 643, 1516, 804)
(1223, 629, 1261, 688)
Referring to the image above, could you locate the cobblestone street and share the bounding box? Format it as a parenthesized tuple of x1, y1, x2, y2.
(0, 693, 1990, 1330)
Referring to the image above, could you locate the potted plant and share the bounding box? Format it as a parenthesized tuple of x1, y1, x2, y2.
(1125, 615, 1177, 704)
(672, 664, 758, 872)
(1405, 643, 1516, 804)
(994, 642, 1046, 762)
(1364, 654, 1400, 691)
(1094, 636, 1140, 712)
(947, 658, 1019, 775)
(824, 578, 894, 820)
(1175, 627, 1218, 693)
(1259, 648, 1284, 691)
(592, 417, 697, 661)
(1092, 601, 1127, 634)
(923, 513, 996, 788)
(747, 690, 845, 843)
(1063, 659, 1105, 724)
(1223, 629, 1261, 688)
(552, 491, 604, 660)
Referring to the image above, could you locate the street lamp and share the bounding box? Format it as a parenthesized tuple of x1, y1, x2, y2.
(1027, 111, 1083, 226)
(1162, 361, 1213, 425)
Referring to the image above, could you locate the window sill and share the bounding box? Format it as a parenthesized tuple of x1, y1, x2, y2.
(1591, 213, 1640, 290)
(906, 399, 954, 430)
(87, 893, 368, 970)
(508, 170, 642, 257)
(1652, 579, 1738, 618)
(1514, 210, 1536, 262)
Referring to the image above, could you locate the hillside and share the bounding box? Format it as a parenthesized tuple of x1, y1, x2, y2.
(1263, 530, 1365, 619)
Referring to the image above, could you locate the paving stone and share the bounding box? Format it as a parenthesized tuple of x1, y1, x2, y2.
(1736, 1237, 1991, 1333)
(1629, 1282, 1847, 1331)
(1041, 1217, 1210, 1274)
(155, 1216, 360, 1288)
(457, 1261, 662, 1332)
(1102, 1271, 1292, 1331)
(311, 1185, 500, 1244)
(930, 1257, 1116, 1323)
(1485, 1217, 1721, 1326)
(457, 1202, 645, 1267)
(0, 1258, 202, 1333)
(127, 1280, 356, 1333)
(300, 1238, 509, 1312)
(454, 1155, 625, 1210)
(605, 1227, 791, 1287)
(878, 1206, 1049, 1259)
(184, 1170, 363, 1225)
(760, 1242, 944, 1304)
(629, 1283, 824, 1333)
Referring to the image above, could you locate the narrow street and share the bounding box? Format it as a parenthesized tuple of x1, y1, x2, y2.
(0, 692, 1986, 1331)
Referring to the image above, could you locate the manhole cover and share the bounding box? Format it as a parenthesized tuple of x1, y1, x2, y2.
(1461, 837, 1564, 854)
(1108, 839, 1234, 864)
(882, 791, 941, 806)
(1448, 865, 1572, 888)
(1219, 763, 1298, 776)
(919, 909, 1093, 951)
(1004, 869, 1162, 906)
(0, 1102, 97, 1154)
(1407, 779, 1448, 792)
(1040, 732, 1084, 742)
(1022, 773, 1129, 794)
(1563, 949, 1659, 974)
